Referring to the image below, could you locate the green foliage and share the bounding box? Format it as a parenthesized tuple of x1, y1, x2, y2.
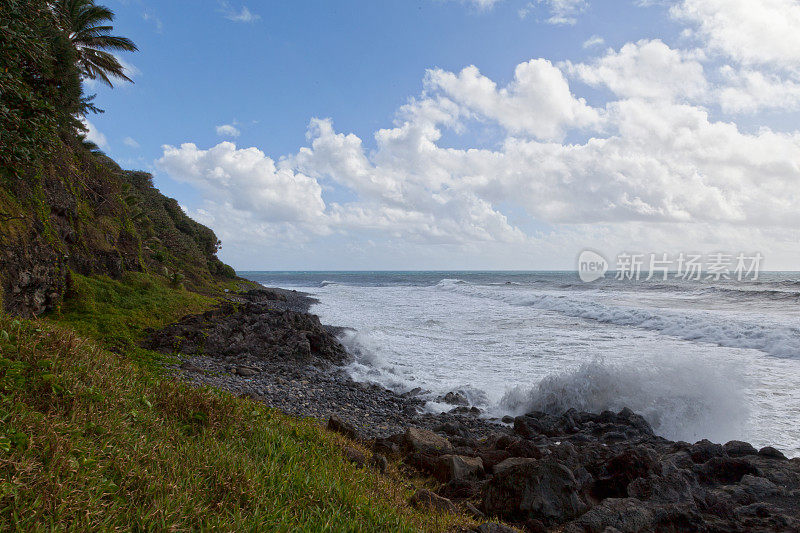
(56, 272, 215, 352)
(53, 0, 138, 88)
(0, 0, 83, 174)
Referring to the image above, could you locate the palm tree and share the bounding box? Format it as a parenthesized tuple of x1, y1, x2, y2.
(53, 0, 138, 87)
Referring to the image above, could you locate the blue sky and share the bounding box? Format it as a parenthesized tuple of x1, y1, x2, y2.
(86, 0, 800, 270)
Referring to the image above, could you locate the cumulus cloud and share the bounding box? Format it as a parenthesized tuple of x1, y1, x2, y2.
(672, 0, 800, 68)
(564, 40, 708, 102)
(426, 60, 602, 140)
(156, 0, 800, 268)
(717, 67, 800, 114)
(156, 142, 325, 224)
(216, 124, 241, 138)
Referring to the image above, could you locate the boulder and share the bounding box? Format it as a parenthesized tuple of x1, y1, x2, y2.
(328, 414, 359, 440)
(440, 479, 481, 500)
(563, 498, 656, 533)
(723, 440, 758, 457)
(699, 457, 760, 484)
(689, 439, 725, 464)
(482, 458, 588, 524)
(438, 390, 469, 406)
(479, 449, 512, 473)
(404, 427, 453, 455)
(514, 415, 543, 439)
(434, 454, 484, 482)
(235, 366, 257, 377)
(493, 457, 538, 475)
(591, 447, 660, 500)
(342, 446, 367, 468)
(758, 446, 788, 460)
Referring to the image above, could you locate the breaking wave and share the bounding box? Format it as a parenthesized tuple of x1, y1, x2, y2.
(499, 357, 747, 444)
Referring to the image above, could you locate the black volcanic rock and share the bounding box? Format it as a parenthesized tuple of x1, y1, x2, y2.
(144, 292, 349, 366)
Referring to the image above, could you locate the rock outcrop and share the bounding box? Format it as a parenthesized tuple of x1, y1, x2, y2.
(379, 408, 800, 532)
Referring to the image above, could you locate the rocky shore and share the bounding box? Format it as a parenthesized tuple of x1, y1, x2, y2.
(146, 288, 800, 532)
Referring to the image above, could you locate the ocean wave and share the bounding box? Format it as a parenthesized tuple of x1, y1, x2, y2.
(523, 296, 800, 358)
(434, 278, 468, 287)
(498, 357, 747, 443)
(434, 281, 800, 358)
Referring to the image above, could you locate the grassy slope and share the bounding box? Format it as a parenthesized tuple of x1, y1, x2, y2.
(0, 274, 475, 531)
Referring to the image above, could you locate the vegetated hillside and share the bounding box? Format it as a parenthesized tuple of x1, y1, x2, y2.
(0, 0, 235, 317)
(0, 142, 236, 317)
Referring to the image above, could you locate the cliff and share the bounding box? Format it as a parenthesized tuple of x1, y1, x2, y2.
(0, 138, 235, 317)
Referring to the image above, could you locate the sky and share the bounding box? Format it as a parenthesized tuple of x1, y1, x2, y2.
(86, 0, 800, 271)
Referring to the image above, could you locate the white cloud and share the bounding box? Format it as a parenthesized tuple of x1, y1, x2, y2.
(717, 67, 800, 114)
(537, 0, 587, 25)
(221, 3, 260, 23)
(82, 119, 108, 148)
(156, 1, 800, 268)
(426, 60, 602, 140)
(123, 136, 140, 148)
(463, 0, 504, 8)
(564, 40, 708, 102)
(672, 0, 800, 68)
(157, 142, 325, 224)
(582, 35, 605, 48)
(216, 124, 241, 138)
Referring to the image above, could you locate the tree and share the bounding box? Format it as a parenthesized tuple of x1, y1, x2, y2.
(54, 0, 138, 87)
(0, 0, 81, 172)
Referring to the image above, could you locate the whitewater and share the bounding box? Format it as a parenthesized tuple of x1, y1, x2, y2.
(242, 271, 800, 457)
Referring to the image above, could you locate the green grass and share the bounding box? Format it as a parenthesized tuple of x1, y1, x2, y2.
(56, 271, 217, 353)
(0, 275, 476, 531)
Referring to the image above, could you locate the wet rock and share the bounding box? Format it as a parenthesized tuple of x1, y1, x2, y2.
(513, 415, 542, 439)
(409, 489, 457, 513)
(723, 440, 758, 457)
(438, 391, 469, 406)
(699, 457, 760, 484)
(758, 446, 788, 460)
(482, 458, 588, 524)
(591, 447, 660, 500)
(689, 439, 725, 464)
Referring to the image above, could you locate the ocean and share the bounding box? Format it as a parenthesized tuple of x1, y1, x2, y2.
(241, 271, 800, 457)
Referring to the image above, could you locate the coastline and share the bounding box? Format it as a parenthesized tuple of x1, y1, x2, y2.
(147, 286, 800, 532)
